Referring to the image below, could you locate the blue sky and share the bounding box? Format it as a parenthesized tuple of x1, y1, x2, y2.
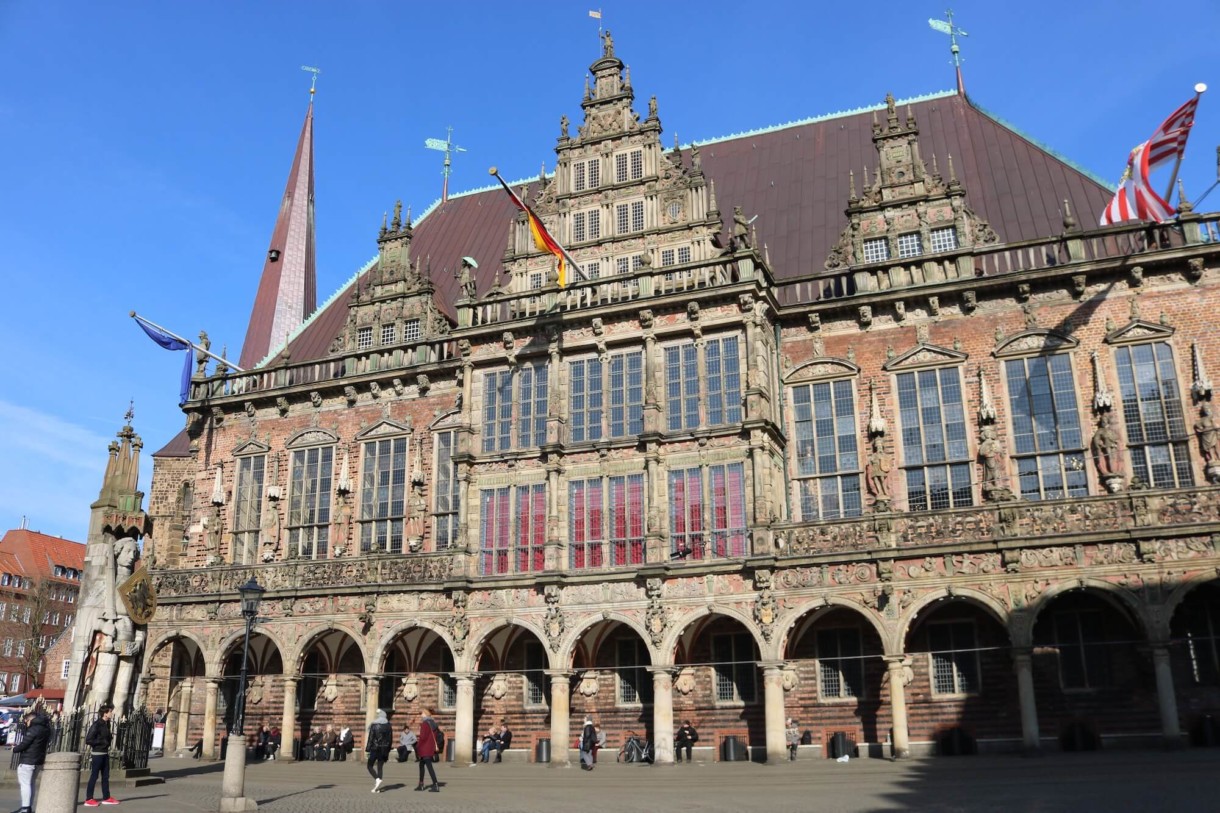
(1, 1, 1217, 543)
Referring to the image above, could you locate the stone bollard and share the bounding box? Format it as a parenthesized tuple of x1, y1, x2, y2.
(38, 752, 82, 813)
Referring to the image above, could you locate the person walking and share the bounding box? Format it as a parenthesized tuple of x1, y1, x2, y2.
(414, 708, 440, 792)
(365, 710, 393, 793)
(579, 715, 596, 771)
(83, 703, 120, 807)
(12, 706, 50, 813)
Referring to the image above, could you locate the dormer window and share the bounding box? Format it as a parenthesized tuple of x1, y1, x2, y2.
(357, 327, 373, 350)
(862, 238, 890, 264)
(897, 232, 923, 259)
(930, 226, 959, 253)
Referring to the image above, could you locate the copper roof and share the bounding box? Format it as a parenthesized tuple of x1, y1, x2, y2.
(262, 91, 1115, 368)
(238, 101, 318, 370)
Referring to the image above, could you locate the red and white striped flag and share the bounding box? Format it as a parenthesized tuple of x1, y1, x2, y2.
(1100, 92, 1202, 225)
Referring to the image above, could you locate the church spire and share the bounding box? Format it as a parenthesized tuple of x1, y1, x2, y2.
(238, 93, 318, 369)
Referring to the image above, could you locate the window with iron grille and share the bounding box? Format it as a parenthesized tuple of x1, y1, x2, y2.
(1114, 342, 1193, 488)
(817, 628, 864, 699)
(440, 649, 457, 708)
(665, 337, 741, 431)
(617, 638, 653, 704)
(433, 430, 460, 550)
(479, 483, 545, 575)
(616, 203, 629, 234)
(929, 621, 979, 695)
(630, 149, 643, 180)
(232, 454, 264, 565)
(529, 272, 543, 290)
(574, 210, 601, 242)
(1053, 610, 1110, 689)
(288, 446, 333, 559)
(381, 324, 396, 346)
(930, 226, 958, 253)
(573, 161, 586, 192)
(357, 327, 373, 350)
(616, 256, 630, 275)
(359, 437, 407, 554)
(61, 659, 70, 680)
(660, 248, 675, 267)
(677, 246, 691, 264)
(897, 232, 923, 258)
(897, 368, 973, 511)
(792, 380, 862, 521)
(712, 632, 756, 702)
(1004, 356, 1088, 500)
(669, 462, 747, 560)
(525, 641, 546, 705)
(862, 238, 889, 263)
(615, 152, 629, 183)
(482, 364, 548, 452)
(582, 260, 601, 280)
(631, 200, 645, 232)
(570, 351, 643, 442)
(403, 319, 421, 344)
(1182, 595, 1220, 685)
(570, 473, 645, 569)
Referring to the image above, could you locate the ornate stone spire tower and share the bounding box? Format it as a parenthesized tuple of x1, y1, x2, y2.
(67, 409, 151, 713)
(238, 96, 318, 369)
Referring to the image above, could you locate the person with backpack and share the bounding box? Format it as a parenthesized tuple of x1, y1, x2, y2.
(83, 703, 120, 807)
(365, 710, 393, 793)
(12, 705, 50, 813)
(414, 708, 441, 792)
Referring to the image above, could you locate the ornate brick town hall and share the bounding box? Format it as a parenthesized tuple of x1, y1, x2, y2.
(128, 37, 1220, 763)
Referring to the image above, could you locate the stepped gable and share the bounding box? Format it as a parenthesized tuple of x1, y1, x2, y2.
(270, 91, 1114, 367)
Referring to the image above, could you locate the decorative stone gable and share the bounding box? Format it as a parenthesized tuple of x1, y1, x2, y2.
(334, 201, 451, 355)
(501, 32, 723, 294)
(825, 93, 999, 284)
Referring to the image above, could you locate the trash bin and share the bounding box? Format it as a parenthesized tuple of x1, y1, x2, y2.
(445, 738, 455, 762)
(536, 737, 551, 764)
(721, 735, 747, 762)
(829, 731, 850, 759)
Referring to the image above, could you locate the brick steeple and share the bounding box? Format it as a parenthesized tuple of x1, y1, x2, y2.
(238, 99, 317, 369)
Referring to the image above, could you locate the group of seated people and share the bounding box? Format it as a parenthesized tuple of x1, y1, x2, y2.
(477, 722, 513, 763)
(300, 724, 354, 761)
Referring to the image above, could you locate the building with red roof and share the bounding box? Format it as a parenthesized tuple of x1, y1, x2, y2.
(142, 35, 1220, 764)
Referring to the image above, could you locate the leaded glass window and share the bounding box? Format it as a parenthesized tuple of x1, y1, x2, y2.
(359, 436, 407, 554)
(288, 446, 333, 559)
(433, 430, 460, 550)
(929, 622, 979, 695)
(712, 633, 756, 702)
(1114, 342, 1193, 488)
(792, 380, 862, 520)
(1004, 356, 1087, 500)
(817, 628, 864, 699)
(897, 368, 973, 511)
(232, 454, 264, 565)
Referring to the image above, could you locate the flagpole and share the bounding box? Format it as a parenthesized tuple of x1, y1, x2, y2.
(489, 167, 585, 282)
(1164, 84, 1207, 206)
(129, 311, 246, 372)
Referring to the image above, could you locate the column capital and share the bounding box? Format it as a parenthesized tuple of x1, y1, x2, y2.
(757, 660, 786, 673)
(452, 672, 478, 685)
(544, 669, 574, 681)
(883, 654, 911, 668)
(282, 673, 301, 685)
(205, 676, 223, 686)
(645, 665, 677, 676)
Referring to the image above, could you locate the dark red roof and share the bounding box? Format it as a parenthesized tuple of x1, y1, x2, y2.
(0, 530, 85, 579)
(238, 101, 318, 369)
(152, 428, 191, 459)
(267, 91, 1116, 368)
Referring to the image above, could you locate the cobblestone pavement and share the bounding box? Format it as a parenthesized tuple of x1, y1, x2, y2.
(3, 750, 1218, 812)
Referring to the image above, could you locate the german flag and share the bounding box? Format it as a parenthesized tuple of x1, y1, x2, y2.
(491, 167, 575, 287)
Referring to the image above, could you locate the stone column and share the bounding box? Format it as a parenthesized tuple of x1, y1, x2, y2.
(1012, 648, 1041, 753)
(203, 678, 221, 759)
(649, 667, 675, 764)
(176, 679, 194, 753)
(454, 673, 476, 765)
(363, 674, 381, 731)
(761, 663, 787, 764)
(165, 689, 180, 752)
(547, 670, 572, 767)
(885, 657, 911, 759)
(1151, 644, 1183, 747)
(279, 676, 298, 762)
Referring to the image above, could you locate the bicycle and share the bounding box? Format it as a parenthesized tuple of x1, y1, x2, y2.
(617, 731, 653, 763)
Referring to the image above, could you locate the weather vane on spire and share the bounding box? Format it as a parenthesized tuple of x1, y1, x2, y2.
(928, 10, 968, 95)
(424, 126, 467, 204)
(301, 65, 321, 98)
(124, 400, 134, 424)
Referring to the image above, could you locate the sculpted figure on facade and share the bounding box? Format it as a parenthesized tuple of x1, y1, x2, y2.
(978, 426, 1015, 502)
(1090, 412, 1125, 490)
(865, 436, 892, 510)
(732, 205, 751, 249)
(1195, 405, 1220, 481)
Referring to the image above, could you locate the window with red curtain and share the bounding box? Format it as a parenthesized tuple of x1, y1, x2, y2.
(516, 483, 547, 572)
(569, 478, 605, 570)
(709, 462, 747, 558)
(610, 473, 645, 565)
(668, 468, 704, 559)
(479, 487, 512, 575)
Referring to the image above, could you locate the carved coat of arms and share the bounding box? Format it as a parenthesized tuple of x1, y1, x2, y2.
(118, 567, 157, 625)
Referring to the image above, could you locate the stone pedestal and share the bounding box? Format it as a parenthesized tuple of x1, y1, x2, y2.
(38, 752, 81, 813)
(219, 729, 257, 812)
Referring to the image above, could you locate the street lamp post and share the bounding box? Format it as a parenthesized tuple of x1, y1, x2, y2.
(219, 577, 264, 813)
